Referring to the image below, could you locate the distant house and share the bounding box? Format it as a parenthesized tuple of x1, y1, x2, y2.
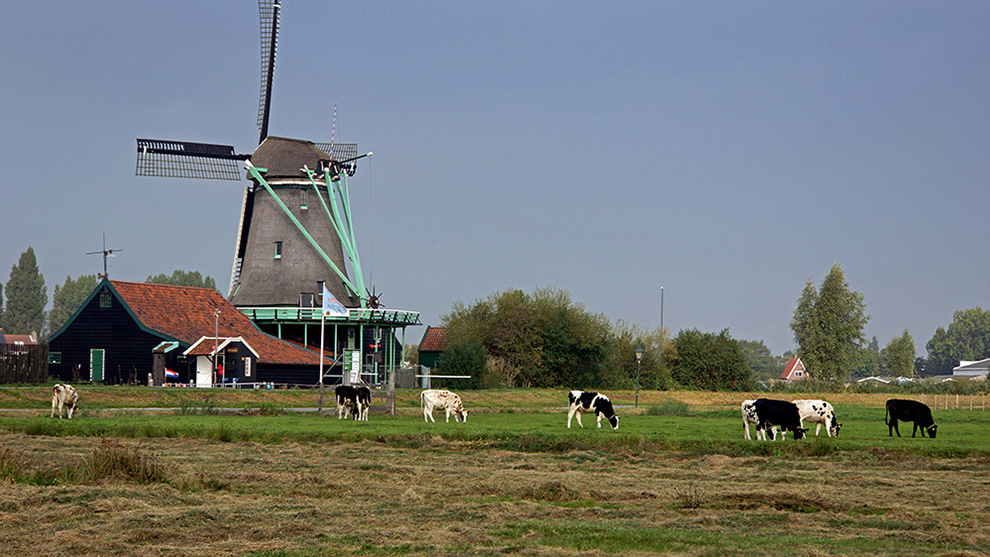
(953, 358, 990, 379)
(417, 326, 448, 369)
(0, 334, 36, 355)
(48, 279, 332, 386)
(780, 357, 808, 381)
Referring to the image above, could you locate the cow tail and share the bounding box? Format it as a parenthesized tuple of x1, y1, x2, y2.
(884, 404, 890, 426)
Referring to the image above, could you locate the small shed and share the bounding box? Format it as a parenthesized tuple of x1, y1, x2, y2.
(417, 326, 448, 369)
(184, 337, 260, 387)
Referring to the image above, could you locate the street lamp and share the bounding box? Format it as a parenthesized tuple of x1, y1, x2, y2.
(634, 348, 644, 408)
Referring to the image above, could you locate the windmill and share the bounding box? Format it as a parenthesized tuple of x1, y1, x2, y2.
(135, 0, 373, 314)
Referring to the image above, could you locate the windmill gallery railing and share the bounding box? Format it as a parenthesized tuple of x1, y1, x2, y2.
(238, 307, 421, 325)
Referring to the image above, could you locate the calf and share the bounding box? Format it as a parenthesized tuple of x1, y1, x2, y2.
(567, 390, 619, 430)
(793, 399, 842, 438)
(51, 384, 78, 420)
(335, 385, 370, 421)
(885, 399, 937, 438)
(753, 398, 807, 440)
(421, 389, 468, 423)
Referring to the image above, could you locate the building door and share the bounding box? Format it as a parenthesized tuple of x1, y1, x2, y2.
(90, 349, 105, 383)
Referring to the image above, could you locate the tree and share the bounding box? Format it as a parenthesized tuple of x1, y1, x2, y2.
(49, 274, 99, 334)
(738, 339, 785, 384)
(436, 338, 487, 389)
(664, 329, 751, 391)
(851, 336, 880, 378)
(881, 330, 915, 377)
(145, 270, 216, 290)
(925, 307, 990, 375)
(790, 263, 869, 385)
(2, 247, 47, 336)
(442, 286, 614, 388)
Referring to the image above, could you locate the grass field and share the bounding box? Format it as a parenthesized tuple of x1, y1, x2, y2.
(1, 387, 989, 555)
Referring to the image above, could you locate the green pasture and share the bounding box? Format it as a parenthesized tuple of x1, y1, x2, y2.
(3, 401, 987, 458)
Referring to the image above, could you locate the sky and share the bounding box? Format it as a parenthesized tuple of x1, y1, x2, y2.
(1, 1, 988, 356)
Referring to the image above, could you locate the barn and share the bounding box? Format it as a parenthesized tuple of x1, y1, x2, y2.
(48, 279, 332, 386)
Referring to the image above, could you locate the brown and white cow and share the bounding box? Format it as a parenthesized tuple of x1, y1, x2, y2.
(421, 389, 468, 423)
(51, 384, 78, 419)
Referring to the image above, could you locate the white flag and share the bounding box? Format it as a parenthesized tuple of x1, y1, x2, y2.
(322, 286, 349, 317)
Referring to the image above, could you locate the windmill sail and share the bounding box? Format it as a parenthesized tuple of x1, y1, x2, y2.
(258, 0, 280, 143)
(136, 139, 246, 180)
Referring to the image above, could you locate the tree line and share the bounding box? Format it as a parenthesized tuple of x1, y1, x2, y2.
(435, 264, 990, 390)
(0, 247, 216, 339)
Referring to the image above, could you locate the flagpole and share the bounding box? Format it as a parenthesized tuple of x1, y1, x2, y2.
(319, 309, 326, 414)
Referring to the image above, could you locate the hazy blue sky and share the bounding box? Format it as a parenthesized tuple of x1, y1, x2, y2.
(1, 1, 987, 355)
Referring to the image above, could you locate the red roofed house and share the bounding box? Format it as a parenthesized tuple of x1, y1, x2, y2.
(48, 279, 332, 386)
(417, 326, 448, 369)
(780, 357, 808, 381)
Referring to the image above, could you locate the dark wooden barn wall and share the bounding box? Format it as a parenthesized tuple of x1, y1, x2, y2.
(48, 288, 169, 384)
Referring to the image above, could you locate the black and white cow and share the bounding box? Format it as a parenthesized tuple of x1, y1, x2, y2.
(335, 385, 371, 421)
(752, 398, 807, 440)
(567, 390, 619, 430)
(793, 399, 842, 438)
(885, 399, 937, 438)
(741, 399, 774, 440)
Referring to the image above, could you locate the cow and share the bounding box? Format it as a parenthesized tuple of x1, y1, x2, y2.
(335, 385, 371, 421)
(885, 399, 938, 438)
(792, 399, 842, 438)
(567, 390, 619, 430)
(741, 399, 773, 440)
(421, 389, 468, 423)
(51, 384, 78, 420)
(752, 398, 807, 440)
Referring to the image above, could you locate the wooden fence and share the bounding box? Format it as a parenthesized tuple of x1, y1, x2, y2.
(0, 343, 48, 384)
(922, 393, 987, 411)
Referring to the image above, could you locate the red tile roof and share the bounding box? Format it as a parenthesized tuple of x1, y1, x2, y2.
(419, 326, 448, 352)
(110, 281, 329, 366)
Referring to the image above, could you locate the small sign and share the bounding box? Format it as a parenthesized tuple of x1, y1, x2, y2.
(343, 348, 361, 384)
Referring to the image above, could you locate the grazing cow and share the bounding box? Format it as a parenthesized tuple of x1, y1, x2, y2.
(567, 390, 619, 430)
(790, 399, 842, 438)
(421, 389, 468, 423)
(51, 384, 78, 420)
(885, 399, 938, 438)
(335, 385, 370, 421)
(753, 398, 807, 440)
(741, 399, 774, 440)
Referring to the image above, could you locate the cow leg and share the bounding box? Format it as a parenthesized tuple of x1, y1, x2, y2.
(67, 403, 75, 420)
(567, 405, 581, 428)
(596, 412, 603, 429)
(815, 422, 823, 437)
(914, 422, 921, 438)
(890, 420, 900, 437)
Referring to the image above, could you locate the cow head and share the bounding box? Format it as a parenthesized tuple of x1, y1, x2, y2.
(927, 424, 938, 438)
(459, 408, 468, 422)
(608, 415, 619, 430)
(830, 422, 842, 437)
(792, 427, 809, 440)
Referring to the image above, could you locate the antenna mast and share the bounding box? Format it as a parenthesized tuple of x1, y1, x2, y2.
(86, 233, 122, 279)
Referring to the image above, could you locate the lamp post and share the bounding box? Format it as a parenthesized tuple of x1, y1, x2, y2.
(214, 308, 220, 387)
(634, 348, 644, 407)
